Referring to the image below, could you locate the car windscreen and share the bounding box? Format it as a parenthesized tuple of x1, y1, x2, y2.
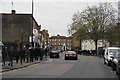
(109, 49, 120, 55)
(118, 51, 120, 61)
(51, 51, 59, 53)
(117, 50, 120, 57)
(67, 51, 76, 54)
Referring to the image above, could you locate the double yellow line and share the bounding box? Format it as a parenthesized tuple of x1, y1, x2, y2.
(0, 63, 39, 74)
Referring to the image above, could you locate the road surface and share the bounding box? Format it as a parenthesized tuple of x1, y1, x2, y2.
(2, 52, 119, 79)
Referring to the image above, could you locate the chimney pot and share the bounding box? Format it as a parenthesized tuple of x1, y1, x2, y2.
(12, 10, 16, 14)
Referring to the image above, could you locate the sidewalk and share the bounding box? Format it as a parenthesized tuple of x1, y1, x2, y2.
(0, 56, 49, 73)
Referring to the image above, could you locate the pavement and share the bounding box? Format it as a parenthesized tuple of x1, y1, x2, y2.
(0, 56, 49, 73)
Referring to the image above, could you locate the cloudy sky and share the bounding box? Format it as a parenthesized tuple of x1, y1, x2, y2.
(0, 0, 119, 36)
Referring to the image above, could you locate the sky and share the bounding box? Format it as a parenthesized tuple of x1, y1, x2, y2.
(0, 0, 119, 37)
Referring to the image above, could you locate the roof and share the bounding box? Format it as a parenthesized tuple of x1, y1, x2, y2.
(107, 47, 120, 49)
(49, 36, 72, 39)
(1, 13, 39, 27)
(50, 36, 66, 39)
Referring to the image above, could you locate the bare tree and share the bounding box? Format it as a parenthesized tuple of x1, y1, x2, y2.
(68, 2, 117, 51)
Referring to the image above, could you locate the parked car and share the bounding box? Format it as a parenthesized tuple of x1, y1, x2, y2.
(111, 49, 120, 71)
(104, 47, 120, 66)
(113, 50, 120, 77)
(50, 50, 60, 58)
(65, 51, 78, 60)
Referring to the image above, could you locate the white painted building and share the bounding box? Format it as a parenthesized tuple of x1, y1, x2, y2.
(81, 40, 109, 50)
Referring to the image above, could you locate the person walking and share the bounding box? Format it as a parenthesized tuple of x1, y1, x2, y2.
(45, 48, 48, 58)
(20, 48, 26, 65)
(15, 48, 20, 63)
(8, 47, 14, 66)
(25, 48, 30, 63)
(29, 47, 34, 62)
(39, 48, 45, 61)
(2, 46, 8, 66)
(35, 46, 40, 61)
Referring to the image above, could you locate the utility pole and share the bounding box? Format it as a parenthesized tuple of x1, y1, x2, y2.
(31, 0, 34, 47)
(32, 0, 34, 15)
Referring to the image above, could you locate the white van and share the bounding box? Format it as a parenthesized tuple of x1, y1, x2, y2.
(0, 41, 4, 56)
(104, 47, 120, 66)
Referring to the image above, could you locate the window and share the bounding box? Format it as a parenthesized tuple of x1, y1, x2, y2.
(55, 43, 56, 45)
(52, 43, 54, 45)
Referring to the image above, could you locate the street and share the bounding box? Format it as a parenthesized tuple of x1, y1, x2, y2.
(1, 1, 120, 80)
(2, 52, 118, 79)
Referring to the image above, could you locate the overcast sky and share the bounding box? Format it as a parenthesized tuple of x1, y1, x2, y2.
(0, 0, 119, 36)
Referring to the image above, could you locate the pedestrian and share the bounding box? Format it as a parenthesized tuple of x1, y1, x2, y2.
(15, 48, 20, 63)
(8, 47, 14, 66)
(2, 46, 8, 66)
(20, 48, 26, 65)
(25, 48, 30, 63)
(29, 47, 34, 62)
(35, 46, 40, 61)
(39, 48, 45, 61)
(102, 50, 105, 57)
(98, 47, 103, 58)
(45, 48, 48, 58)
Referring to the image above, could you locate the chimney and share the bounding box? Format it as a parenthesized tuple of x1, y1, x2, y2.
(11, 10, 16, 14)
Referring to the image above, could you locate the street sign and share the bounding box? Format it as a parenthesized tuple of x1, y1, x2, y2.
(33, 29, 38, 34)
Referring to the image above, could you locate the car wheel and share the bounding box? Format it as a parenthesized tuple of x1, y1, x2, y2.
(107, 61, 111, 66)
(65, 57, 67, 60)
(104, 58, 106, 64)
(116, 70, 119, 75)
(50, 56, 52, 58)
(112, 64, 116, 71)
(75, 58, 77, 60)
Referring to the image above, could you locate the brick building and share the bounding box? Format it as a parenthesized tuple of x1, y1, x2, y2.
(49, 35, 73, 50)
(1, 10, 39, 49)
(72, 31, 81, 50)
(41, 29, 49, 48)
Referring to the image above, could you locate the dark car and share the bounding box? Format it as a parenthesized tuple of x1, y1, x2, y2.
(65, 51, 78, 60)
(50, 50, 60, 58)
